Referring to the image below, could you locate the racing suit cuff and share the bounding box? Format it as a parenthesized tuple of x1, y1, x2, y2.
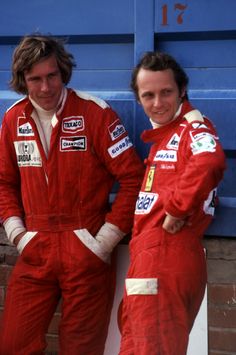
(95, 222, 126, 253)
(3, 217, 26, 244)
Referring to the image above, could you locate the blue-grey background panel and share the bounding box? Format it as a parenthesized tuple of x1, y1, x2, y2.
(0, 0, 235, 236)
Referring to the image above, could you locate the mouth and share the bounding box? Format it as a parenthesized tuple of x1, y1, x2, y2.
(40, 96, 53, 99)
(153, 111, 166, 115)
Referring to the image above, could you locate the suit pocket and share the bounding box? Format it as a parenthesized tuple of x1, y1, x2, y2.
(17, 231, 38, 254)
(74, 229, 110, 264)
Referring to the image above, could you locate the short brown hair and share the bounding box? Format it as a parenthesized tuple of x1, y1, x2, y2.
(131, 51, 189, 101)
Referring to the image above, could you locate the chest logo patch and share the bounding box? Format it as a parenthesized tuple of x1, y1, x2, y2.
(17, 122, 34, 136)
(60, 136, 87, 151)
(166, 133, 180, 150)
(135, 192, 159, 214)
(154, 150, 177, 162)
(14, 140, 42, 167)
(144, 165, 156, 192)
(62, 116, 84, 133)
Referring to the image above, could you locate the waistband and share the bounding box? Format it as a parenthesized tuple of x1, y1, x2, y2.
(25, 214, 99, 233)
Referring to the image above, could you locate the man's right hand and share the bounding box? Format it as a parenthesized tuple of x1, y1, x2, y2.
(162, 213, 185, 234)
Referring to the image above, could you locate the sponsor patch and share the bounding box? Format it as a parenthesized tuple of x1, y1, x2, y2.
(60, 136, 87, 152)
(126, 278, 158, 295)
(154, 150, 177, 162)
(191, 133, 216, 155)
(135, 192, 158, 214)
(160, 163, 175, 170)
(190, 131, 216, 141)
(108, 136, 133, 158)
(108, 120, 126, 141)
(62, 116, 84, 133)
(203, 188, 217, 216)
(144, 165, 155, 192)
(166, 133, 180, 150)
(17, 122, 34, 136)
(14, 140, 42, 167)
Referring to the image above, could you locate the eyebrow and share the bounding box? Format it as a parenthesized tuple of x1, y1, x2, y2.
(25, 69, 60, 80)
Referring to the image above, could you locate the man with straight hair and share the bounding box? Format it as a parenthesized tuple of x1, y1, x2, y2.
(0, 34, 144, 354)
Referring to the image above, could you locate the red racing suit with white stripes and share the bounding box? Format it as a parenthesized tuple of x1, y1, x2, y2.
(119, 100, 226, 355)
(0, 89, 144, 235)
(133, 100, 225, 238)
(0, 89, 144, 355)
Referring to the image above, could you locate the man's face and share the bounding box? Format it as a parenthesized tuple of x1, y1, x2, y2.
(137, 68, 185, 125)
(24, 55, 63, 111)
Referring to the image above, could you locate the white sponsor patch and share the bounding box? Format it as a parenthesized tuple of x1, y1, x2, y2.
(108, 136, 133, 158)
(18, 122, 34, 136)
(108, 120, 126, 141)
(191, 133, 216, 155)
(203, 188, 217, 216)
(135, 192, 158, 214)
(60, 136, 87, 151)
(166, 133, 180, 150)
(62, 116, 84, 133)
(154, 150, 177, 162)
(126, 278, 158, 295)
(190, 131, 216, 141)
(14, 140, 42, 167)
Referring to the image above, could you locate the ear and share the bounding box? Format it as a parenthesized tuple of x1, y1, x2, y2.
(136, 95, 141, 104)
(180, 86, 186, 98)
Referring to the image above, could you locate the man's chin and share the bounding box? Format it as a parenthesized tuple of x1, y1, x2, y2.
(39, 101, 57, 112)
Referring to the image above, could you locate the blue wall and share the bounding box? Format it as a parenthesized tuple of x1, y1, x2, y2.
(0, 0, 235, 236)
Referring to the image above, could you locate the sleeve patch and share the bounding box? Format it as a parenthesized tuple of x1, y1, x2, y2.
(190, 133, 216, 155)
(108, 119, 126, 141)
(108, 136, 133, 158)
(125, 278, 158, 295)
(203, 188, 217, 216)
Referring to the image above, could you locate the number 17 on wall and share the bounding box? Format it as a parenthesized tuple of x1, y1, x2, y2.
(161, 3, 188, 26)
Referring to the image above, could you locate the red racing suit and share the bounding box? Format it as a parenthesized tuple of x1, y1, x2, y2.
(119, 100, 226, 355)
(0, 89, 144, 355)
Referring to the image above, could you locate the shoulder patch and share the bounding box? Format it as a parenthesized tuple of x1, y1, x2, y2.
(184, 109, 204, 123)
(75, 90, 109, 109)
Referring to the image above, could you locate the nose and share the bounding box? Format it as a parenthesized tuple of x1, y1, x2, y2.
(41, 78, 50, 92)
(153, 95, 162, 108)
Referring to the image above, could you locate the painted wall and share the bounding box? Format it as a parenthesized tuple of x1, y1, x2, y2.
(0, 0, 235, 236)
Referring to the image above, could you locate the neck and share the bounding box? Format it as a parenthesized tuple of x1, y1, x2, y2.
(29, 87, 66, 117)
